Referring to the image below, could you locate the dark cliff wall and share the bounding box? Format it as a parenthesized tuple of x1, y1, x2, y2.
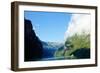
(24, 19, 43, 61)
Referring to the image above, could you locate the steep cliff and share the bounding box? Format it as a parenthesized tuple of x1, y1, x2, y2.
(24, 19, 43, 61)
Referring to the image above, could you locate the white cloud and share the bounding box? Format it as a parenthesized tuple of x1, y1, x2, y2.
(64, 14, 91, 39)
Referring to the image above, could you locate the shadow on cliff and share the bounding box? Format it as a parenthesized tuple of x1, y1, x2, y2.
(24, 19, 43, 61)
(71, 48, 90, 59)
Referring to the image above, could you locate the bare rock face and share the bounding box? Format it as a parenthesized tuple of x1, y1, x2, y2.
(24, 19, 43, 61)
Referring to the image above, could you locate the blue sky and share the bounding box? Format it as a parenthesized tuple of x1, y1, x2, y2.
(24, 11, 72, 42)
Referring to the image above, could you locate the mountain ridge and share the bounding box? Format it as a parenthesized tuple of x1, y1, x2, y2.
(42, 41, 64, 49)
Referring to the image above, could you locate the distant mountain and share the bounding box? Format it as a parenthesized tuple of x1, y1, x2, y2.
(42, 41, 64, 49)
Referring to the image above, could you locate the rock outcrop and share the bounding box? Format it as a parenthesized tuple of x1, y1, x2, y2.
(72, 48, 90, 59)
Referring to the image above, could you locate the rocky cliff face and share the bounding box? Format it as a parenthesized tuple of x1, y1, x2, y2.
(24, 19, 43, 61)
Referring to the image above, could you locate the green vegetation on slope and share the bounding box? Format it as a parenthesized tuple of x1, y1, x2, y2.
(55, 33, 90, 59)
